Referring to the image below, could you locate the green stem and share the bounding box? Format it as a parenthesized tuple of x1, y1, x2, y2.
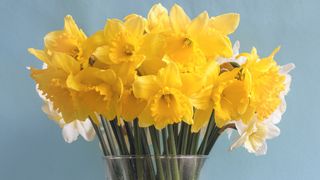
(197, 112, 215, 155)
(161, 128, 172, 180)
(133, 120, 143, 180)
(149, 127, 165, 180)
(168, 125, 180, 180)
(141, 128, 156, 180)
(204, 126, 220, 155)
(182, 124, 190, 155)
(177, 126, 183, 154)
(100, 115, 118, 155)
(173, 124, 179, 147)
(89, 117, 108, 156)
(110, 120, 129, 155)
(124, 122, 136, 154)
(190, 133, 200, 155)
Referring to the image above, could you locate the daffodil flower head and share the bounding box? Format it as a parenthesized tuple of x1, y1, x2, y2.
(66, 67, 123, 121)
(30, 52, 86, 123)
(44, 15, 87, 59)
(133, 62, 193, 129)
(240, 47, 288, 123)
(191, 64, 251, 132)
(230, 115, 280, 155)
(102, 16, 146, 67)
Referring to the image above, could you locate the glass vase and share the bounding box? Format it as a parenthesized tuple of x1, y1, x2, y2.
(104, 155, 208, 180)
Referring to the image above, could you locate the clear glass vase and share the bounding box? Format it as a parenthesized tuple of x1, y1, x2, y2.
(104, 155, 208, 180)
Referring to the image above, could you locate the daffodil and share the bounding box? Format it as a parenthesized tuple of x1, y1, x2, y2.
(239, 47, 288, 123)
(36, 82, 95, 143)
(30, 52, 87, 122)
(164, 4, 237, 71)
(93, 16, 146, 67)
(230, 115, 280, 155)
(133, 62, 193, 129)
(191, 61, 251, 132)
(44, 15, 86, 59)
(66, 67, 123, 121)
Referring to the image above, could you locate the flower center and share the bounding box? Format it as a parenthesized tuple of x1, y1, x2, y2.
(160, 94, 175, 107)
(124, 44, 135, 56)
(183, 38, 193, 47)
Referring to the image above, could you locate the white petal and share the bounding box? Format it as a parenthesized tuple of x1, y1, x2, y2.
(236, 56, 247, 65)
(234, 120, 248, 135)
(265, 108, 282, 124)
(36, 84, 47, 101)
(265, 123, 280, 139)
(232, 40, 240, 56)
(62, 122, 79, 143)
(42, 63, 48, 69)
(229, 132, 247, 151)
(255, 142, 267, 156)
(283, 74, 292, 95)
(279, 63, 295, 74)
(76, 119, 96, 142)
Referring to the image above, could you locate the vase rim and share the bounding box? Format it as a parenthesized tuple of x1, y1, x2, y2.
(103, 155, 208, 160)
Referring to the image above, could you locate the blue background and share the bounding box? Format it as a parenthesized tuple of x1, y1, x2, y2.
(0, 0, 318, 179)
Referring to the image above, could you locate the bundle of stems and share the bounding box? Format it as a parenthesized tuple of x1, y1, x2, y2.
(90, 112, 235, 180)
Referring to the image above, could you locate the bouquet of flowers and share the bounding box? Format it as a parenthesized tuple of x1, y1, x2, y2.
(28, 3, 294, 180)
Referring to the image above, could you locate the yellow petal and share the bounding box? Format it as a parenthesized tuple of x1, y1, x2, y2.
(93, 45, 113, 65)
(187, 11, 209, 37)
(196, 29, 233, 58)
(104, 19, 124, 42)
(124, 15, 146, 39)
(133, 75, 159, 99)
(51, 53, 81, 74)
(170, 4, 191, 33)
(147, 3, 170, 33)
(28, 48, 51, 65)
(138, 104, 154, 127)
(120, 89, 147, 121)
(192, 108, 212, 132)
(138, 34, 166, 75)
(44, 31, 78, 55)
(80, 30, 106, 64)
(190, 86, 213, 110)
(158, 62, 182, 88)
(64, 15, 87, 41)
(203, 60, 220, 85)
(180, 73, 203, 96)
(209, 13, 240, 35)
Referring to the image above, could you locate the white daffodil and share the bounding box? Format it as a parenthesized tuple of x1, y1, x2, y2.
(36, 84, 95, 143)
(217, 41, 246, 65)
(230, 115, 280, 155)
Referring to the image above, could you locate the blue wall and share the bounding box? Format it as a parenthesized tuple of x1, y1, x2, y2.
(0, 0, 318, 179)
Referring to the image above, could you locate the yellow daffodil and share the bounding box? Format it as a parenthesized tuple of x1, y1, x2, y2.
(30, 52, 86, 122)
(133, 62, 193, 129)
(165, 4, 235, 70)
(239, 47, 287, 123)
(95, 16, 146, 66)
(191, 61, 251, 132)
(44, 15, 87, 59)
(66, 67, 123, 121)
